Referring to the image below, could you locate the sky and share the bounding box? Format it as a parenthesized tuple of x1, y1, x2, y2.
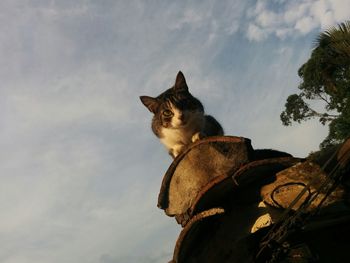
(0, 0, 349, 262)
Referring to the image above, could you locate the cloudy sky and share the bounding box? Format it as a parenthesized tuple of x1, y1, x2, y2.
(0, 0, 349, 262)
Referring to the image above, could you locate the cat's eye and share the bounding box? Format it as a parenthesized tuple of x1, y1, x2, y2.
(162, 110, 173, 117)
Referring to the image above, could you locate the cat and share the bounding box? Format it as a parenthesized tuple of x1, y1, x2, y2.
(140, 71, 224, 158)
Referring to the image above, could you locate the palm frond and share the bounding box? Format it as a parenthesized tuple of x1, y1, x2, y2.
(314, 20, 350, 49)
(313, 20, 350, 63)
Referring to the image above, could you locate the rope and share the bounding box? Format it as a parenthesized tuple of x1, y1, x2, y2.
(255, 138, 350, 263)
(270, 182, 313, 209)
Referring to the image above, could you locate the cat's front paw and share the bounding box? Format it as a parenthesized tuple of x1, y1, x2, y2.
(191, 132, 204, 143)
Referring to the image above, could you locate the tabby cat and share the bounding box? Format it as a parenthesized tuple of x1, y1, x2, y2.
(140, 71, 224, 158)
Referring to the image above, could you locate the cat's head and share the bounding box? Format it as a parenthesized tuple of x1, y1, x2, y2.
(140, 71, 204, 129)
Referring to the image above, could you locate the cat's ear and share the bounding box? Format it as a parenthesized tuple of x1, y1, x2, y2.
(140, 96, 159, 113)
(174, 71, 188, 92)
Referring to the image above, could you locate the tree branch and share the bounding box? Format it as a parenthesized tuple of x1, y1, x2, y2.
(307, 108, 339, 118)
(317, 93, 332, 107)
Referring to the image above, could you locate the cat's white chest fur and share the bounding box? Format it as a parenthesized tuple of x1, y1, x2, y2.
(160, 112, 204, 157)
(160, 127, 193, 157)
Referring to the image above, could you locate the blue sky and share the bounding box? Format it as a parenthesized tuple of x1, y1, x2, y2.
(0, 0, 349, 262)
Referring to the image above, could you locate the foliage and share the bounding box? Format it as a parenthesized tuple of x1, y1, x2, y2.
(281, 21, 350, 149)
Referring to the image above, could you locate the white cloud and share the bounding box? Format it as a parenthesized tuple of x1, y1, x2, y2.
(6, 69, 131, 129)
(295, 16, 318, 34)
(275, 27, 293, 39)
(170, 8, 206, 30)
(330, 0, 350, 22)
(247, 23, 268, 41)
(246, 0, 350, 41)
(256, 9, 281, 27)
(283, 4, 307, 24)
